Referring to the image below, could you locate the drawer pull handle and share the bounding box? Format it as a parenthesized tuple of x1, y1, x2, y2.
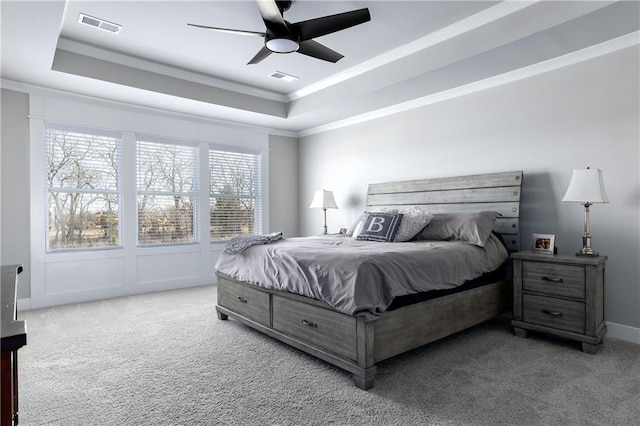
(541, 309, 563, 317)
(541, 276, 563, 283)
(301, 319, 317, 328)
(237, 297, 248, 303)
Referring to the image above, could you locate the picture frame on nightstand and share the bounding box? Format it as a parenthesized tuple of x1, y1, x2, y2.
(532, 233, 555, 254)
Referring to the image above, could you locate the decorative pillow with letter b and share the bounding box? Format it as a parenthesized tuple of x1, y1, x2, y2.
(355, 212, 404, 242)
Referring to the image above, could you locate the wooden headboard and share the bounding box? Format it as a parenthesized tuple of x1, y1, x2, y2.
(365, 171, 523, 252)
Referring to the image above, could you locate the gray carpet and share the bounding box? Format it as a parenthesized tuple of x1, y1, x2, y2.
(17, 285, 640, 426)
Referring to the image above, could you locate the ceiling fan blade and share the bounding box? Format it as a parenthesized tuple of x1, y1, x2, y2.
(255, 0, 288, 33)
(247, 46, 273, 65)
(291, 8, 370, 41)
(187, 23, 265, 37)
(297, 40, 343, 63)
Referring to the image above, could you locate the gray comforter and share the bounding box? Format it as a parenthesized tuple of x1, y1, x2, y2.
(215, 233, 508, 321)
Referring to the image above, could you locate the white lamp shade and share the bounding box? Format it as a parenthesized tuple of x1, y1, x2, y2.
(309, 190, 338, 209)
(562, 168, 609, 203)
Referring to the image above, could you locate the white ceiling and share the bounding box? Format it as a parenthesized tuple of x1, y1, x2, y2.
(1, 1, 639, 135)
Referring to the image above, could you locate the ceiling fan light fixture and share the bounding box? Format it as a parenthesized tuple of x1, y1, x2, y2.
(265, 37, 299, 53)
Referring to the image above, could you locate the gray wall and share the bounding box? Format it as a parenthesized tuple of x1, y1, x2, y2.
(268, 134, 299, 237)
(1, 88, 30, 298)
(298, 47, 640, 333)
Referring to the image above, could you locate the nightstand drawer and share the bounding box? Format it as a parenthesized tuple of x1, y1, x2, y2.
(523, 294, 585, 334)
(523, 261, 585, 299)
(218, 280, 271, 327)
(272, 295, 357, 360)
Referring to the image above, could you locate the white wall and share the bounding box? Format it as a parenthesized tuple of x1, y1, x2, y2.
(298, 46, 640, 341)
(1, 88, 30, 298)
(0, 88, 299, 309)
(27, 91, 271, 309)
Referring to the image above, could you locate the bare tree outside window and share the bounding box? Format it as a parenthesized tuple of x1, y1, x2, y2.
(46, 127, 121, 250)
(210, 150, 261, 241)
(137, 140, 198, 245)
(46, 128, 261, 249)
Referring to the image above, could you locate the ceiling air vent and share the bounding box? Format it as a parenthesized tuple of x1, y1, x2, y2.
(269, 71, 299, 83)
(78, 13, 122, 34)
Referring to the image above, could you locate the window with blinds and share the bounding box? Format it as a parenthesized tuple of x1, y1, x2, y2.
(45, 124, 122, 250)
(209, 149, 262, 241)
(137, 139, 198, 245)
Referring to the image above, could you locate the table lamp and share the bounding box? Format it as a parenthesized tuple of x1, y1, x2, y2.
(309, 190, 338, 235)
(561, 167, 608, 256)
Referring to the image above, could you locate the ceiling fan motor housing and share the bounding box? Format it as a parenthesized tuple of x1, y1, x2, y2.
(276, 1, 292, 13)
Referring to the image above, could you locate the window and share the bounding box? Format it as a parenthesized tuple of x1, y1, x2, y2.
(45, 124, 122, 250)
(209, 149, 262, 241)
(137, 139, 198, 245)
(45, 126, 260, 248)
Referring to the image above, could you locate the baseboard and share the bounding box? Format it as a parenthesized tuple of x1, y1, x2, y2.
(606, 321, 640, 345)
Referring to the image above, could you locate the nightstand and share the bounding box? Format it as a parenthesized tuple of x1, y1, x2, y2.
(511, 251, 607, 354)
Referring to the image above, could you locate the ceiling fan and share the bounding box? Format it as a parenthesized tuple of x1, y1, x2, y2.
(187, 0, 371, 64)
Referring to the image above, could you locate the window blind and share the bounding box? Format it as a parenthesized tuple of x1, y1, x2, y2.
(209, 149, 262, 241)
(136, 139, 199, 245)
(45, 124, 122, 250)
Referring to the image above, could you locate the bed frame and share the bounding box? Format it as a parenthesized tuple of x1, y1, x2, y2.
(216, 171, 523, 389)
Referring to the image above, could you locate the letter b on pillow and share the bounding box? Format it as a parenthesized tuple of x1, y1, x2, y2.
(366, 216, 386, 233)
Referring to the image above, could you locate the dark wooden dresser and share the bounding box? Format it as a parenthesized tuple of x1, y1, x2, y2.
(1, 265, 26, 426)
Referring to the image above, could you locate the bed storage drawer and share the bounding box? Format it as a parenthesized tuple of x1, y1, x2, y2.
(522, 294, 585, 335)
(218, 280, 271, 327)
(272, 295, 357, 360)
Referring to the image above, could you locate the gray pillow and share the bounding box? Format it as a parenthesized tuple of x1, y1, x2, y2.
(415, 211, 501, 247)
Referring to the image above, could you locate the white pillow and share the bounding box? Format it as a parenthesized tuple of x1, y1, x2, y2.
(346, 212, 365, 237)
(392, 207, 434, 242)
(352, 219, 364, 239)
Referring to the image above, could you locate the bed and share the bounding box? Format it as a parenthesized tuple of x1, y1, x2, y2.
(215, 171, 523, 389)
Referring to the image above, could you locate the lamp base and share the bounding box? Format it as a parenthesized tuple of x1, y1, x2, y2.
(576, 249, 599, 257)
(575, 235, 598, 256)
(322, 208, 329, 235)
